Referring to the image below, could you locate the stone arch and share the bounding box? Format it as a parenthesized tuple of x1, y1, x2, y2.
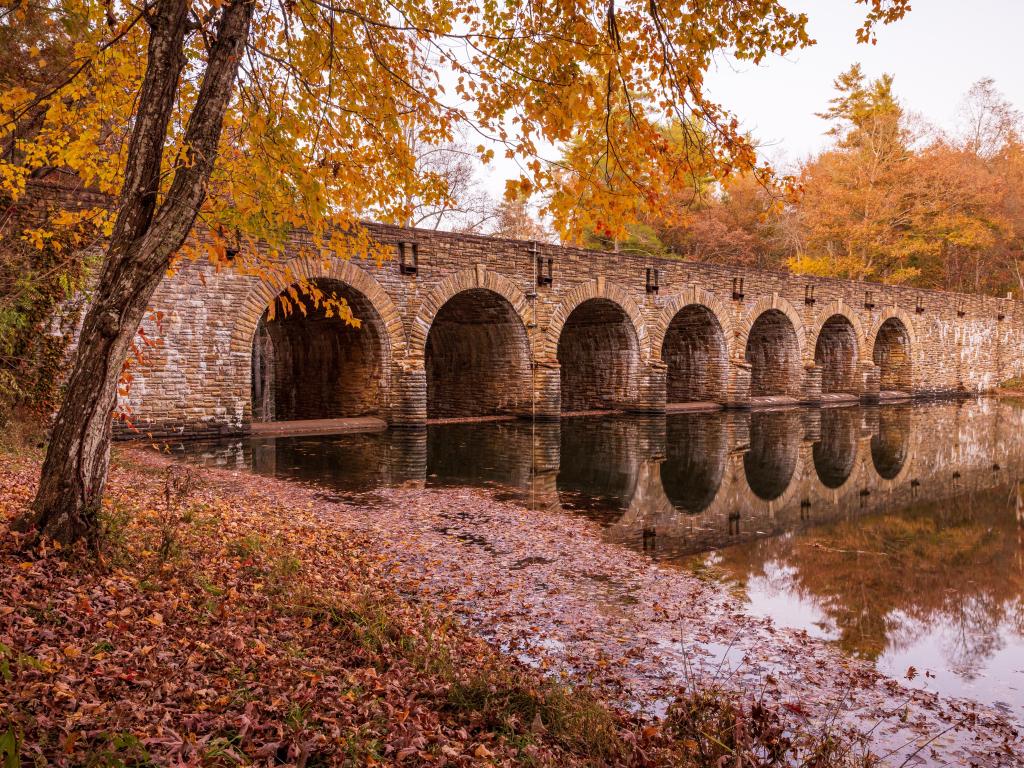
(231, 256, 405, 358)
(423, 288, 533, 418)
(869, 309, 916, 392)
(654, 288, 733, 404)
(410, 266, 536, 361)
(557, 298, 643, 412)
(808, 303, 865, 395)
(736, 295, 806, 399)
(543, 279, 649, 363)
(233, 257, 404, 423)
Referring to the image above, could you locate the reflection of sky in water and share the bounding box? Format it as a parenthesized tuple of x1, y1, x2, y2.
(173, 399, 1024, 723)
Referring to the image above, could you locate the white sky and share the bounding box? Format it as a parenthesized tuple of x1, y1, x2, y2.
(704, 0, 1024, 170)
(482, 0, 1024, 189)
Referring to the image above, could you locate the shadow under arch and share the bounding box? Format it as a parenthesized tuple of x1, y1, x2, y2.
(251, 277, 389, 421)
(557, 298, 642, 412)
(662, 304, 729, 403)
(812, 408, 860, 489)
(424, 288, 533, 418)
(661, 411, 728, 514)
(745, 309, 803, 398)
(814, 314, 861, 395)
(871, 405, 912, 480)
(872, 315, 914, 391)
(743, 411, 803, 501)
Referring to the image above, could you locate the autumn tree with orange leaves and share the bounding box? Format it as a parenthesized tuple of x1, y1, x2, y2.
(0, 0, 913, 546)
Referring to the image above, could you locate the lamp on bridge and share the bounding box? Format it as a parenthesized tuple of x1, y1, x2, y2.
(397, 241, 419, 275)
(218, 225, 241, 262)
(532, 242, 553, 287)
(731, 277, 744, 302)
(645, 267, 660, 294)
(864, 290, 875, 310)
(804, 285, 816, 306)
(915, 294, 925, 314)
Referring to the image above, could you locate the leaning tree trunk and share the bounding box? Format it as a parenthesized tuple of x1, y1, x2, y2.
(15, 0, 255, 547)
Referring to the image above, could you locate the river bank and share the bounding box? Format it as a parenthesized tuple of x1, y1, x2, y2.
(2, 444, 1021, 765)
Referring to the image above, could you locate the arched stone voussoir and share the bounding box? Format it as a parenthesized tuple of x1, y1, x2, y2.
(734, 293, 808, 360)
(230, 256, 406, 359)
(651, 285, 734, 363)
(867, 306, 919, 348)
(543, 278, 649, 362)
(409, 267, 537, 360)
(806, 300, 868, 363)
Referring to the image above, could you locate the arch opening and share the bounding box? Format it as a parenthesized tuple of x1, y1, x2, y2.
(815, 315, 860, 395)
(251, 278, 387, 422)
(812, 408, 859, 488)
(873, 318, 913, 392)
(425, 288, 532, 418)
(744, 411, 801, 501)
(662, 412, 727, 514)
(745, 309, 802, 398)
(871, 406, 911, 479)
(557, 298, 640, 412)
(662, 305, 728, 403)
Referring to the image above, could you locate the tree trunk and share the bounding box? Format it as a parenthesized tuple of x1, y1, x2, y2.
(15, 0, 255, 547)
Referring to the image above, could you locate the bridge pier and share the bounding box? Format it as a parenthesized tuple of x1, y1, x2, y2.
(860, 362, 881, 402)
(531, 363, 562, 419)
(390, 365, 428, 426)
(801, 363, 823, 404)
(724, 360, 753, 408)
(633, 361, 667, 413)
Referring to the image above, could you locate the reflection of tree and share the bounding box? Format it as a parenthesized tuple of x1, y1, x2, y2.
(716, 485, 1024, 674)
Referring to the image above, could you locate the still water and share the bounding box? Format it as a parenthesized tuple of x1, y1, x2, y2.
(175, 399, 1024, 719)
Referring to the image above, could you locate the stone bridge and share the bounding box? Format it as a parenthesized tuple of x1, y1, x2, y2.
(126, 222, 1024, 438)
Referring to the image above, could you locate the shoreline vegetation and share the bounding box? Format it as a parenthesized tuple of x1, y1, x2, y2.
(0, 433, 880, 767)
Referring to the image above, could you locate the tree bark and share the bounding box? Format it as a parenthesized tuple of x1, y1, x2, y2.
(15, 0, 254, 547)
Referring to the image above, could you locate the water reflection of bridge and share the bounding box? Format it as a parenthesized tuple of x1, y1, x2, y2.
(181, 399, 1024, 556)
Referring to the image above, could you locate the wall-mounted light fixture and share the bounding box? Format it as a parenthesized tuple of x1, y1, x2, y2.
(218, 225, 241, 261)
(957, 299, 966, 318)
(804, 285, 816, 306)
(864, 290, 875, 310)
(645, 267, 660, 294)
(731, 277, 744, 302)
(397, 241, 418, 275)
(536, 256, 553, 287)
(915, 294, 925, 314)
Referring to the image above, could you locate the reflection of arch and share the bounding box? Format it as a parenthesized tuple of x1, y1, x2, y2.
(812, 408, 860, 489)
(743, 411, 803, 501)
(871, 406, 912, 481)
(411, 267, 535, 360)
(740, 298, 805, 398)
(557, 298, 643, 412)
(557, 418, 643, 521)
(661, 412, 728, 513)
(660, 298, 730, 403)
(252, 278, 390, 421)
(813, 312, 862, 395)
(871, 313, 914, 391)
(424, 289, 533, 418)
(232, 256, 406, 358)
(544, 279, 649, 362)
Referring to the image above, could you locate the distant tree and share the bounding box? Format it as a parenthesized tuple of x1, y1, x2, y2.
(491, 195, 551, 242)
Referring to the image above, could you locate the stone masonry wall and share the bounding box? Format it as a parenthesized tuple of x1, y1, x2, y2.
(111, 219, 1024, 438)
